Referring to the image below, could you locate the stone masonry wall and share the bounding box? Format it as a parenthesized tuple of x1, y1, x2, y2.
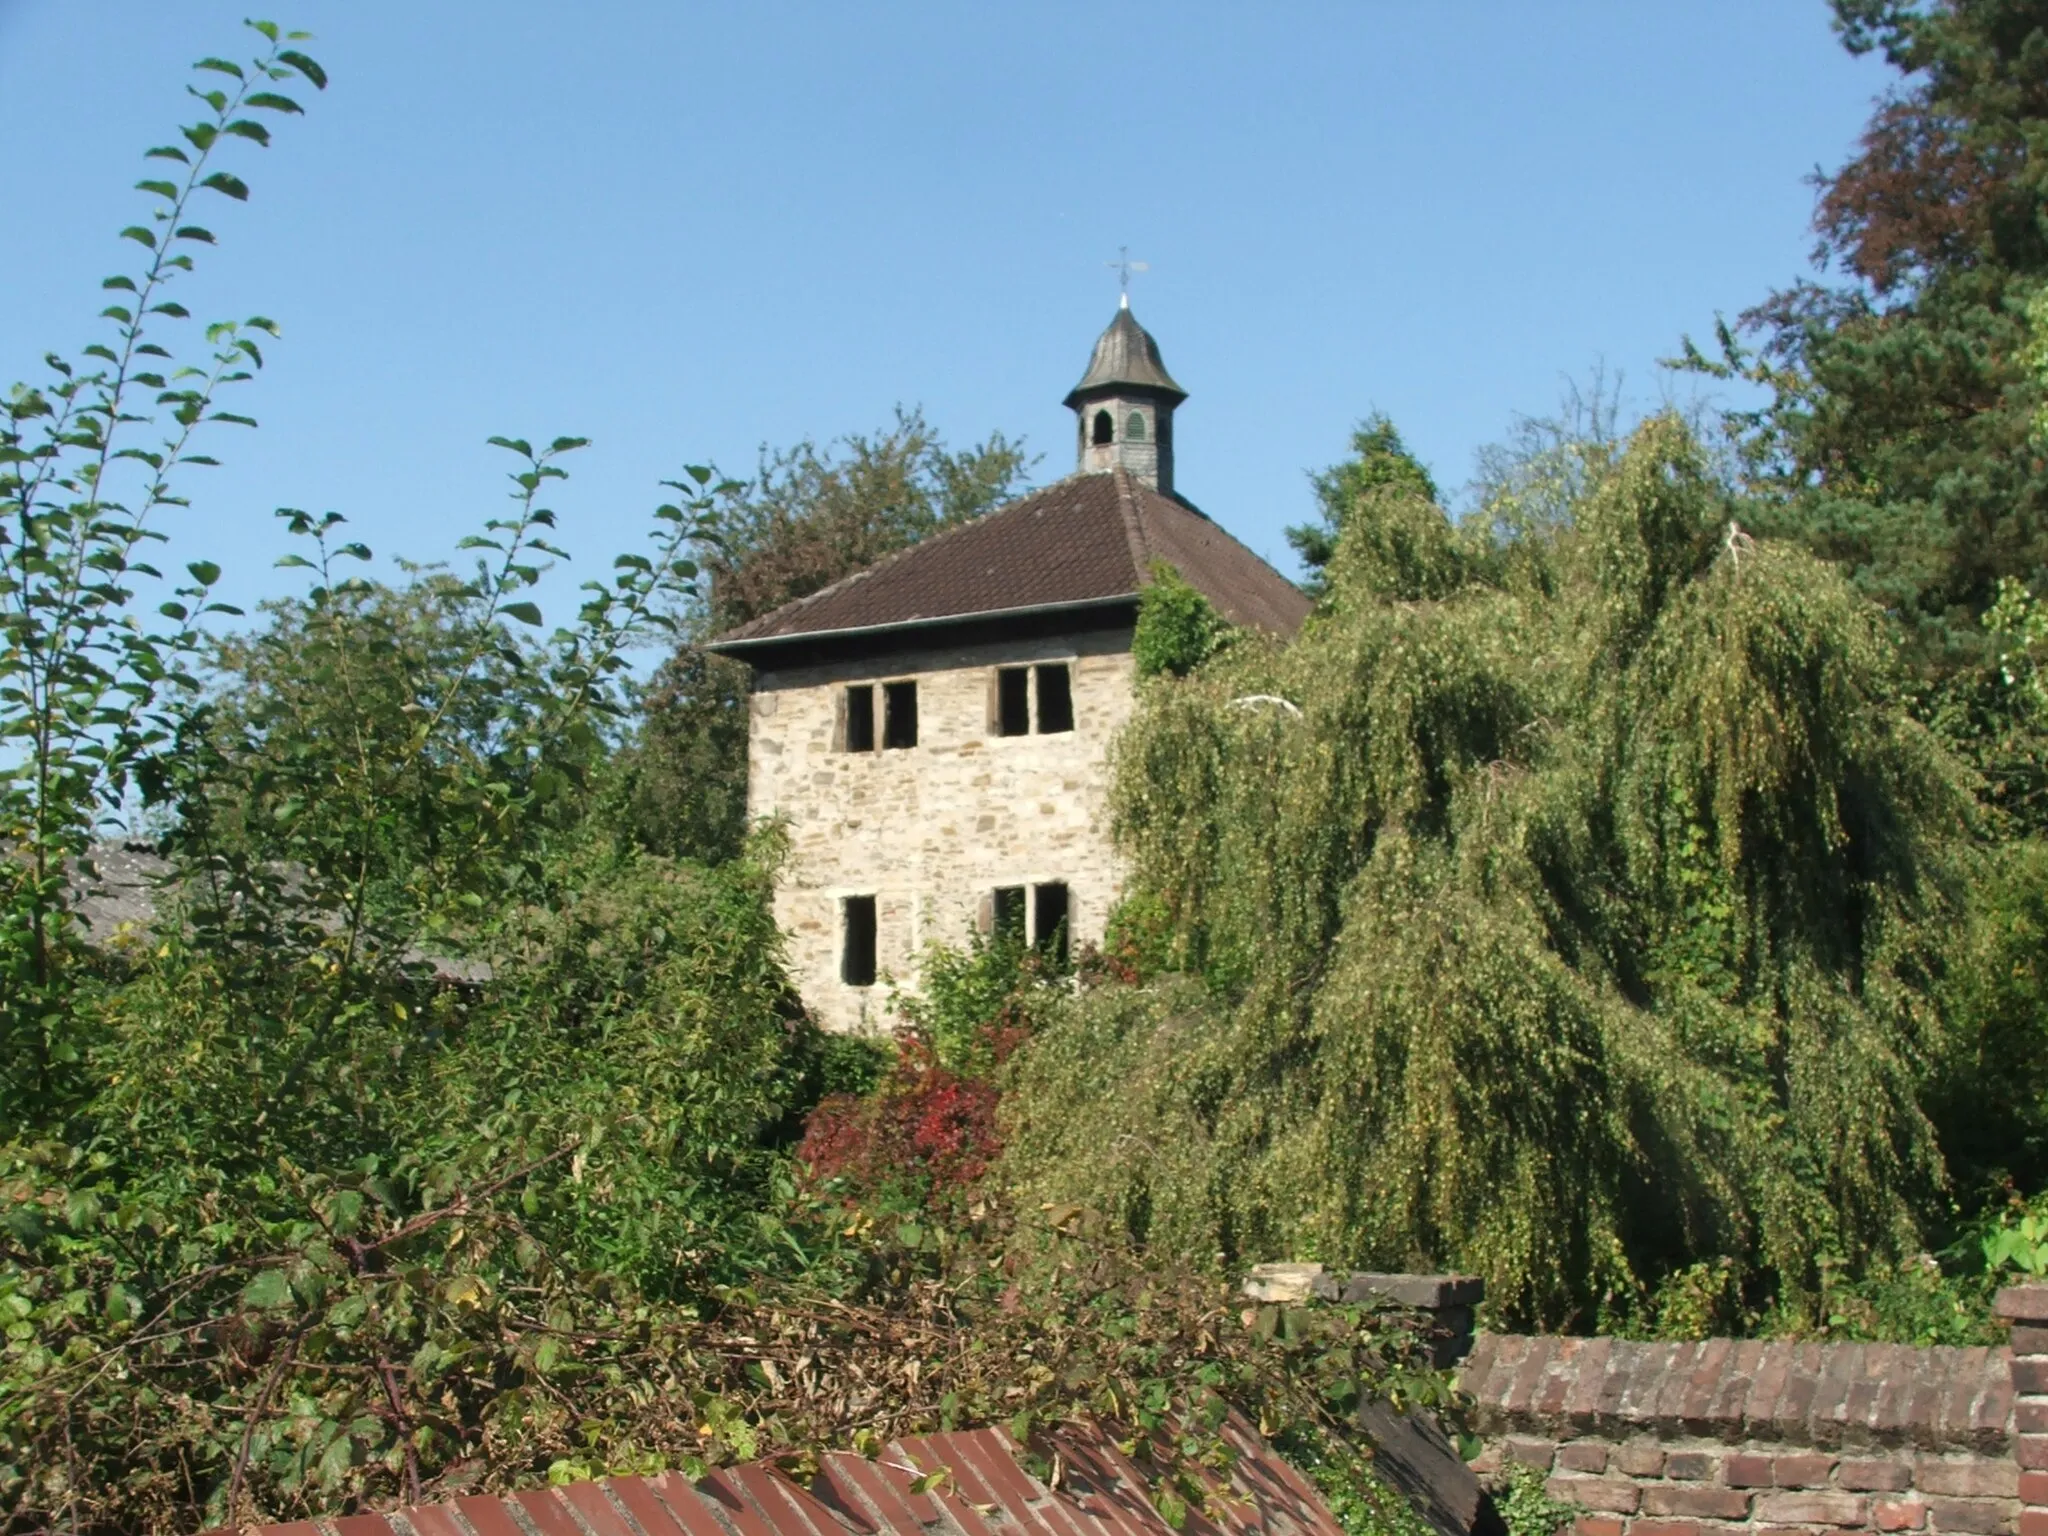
(1460, 1334, 2019, 1536)
(748, 628, 1136, 1034)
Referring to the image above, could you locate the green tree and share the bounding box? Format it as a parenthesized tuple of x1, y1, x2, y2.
(621, 409, 1032, 861)
(1286, 414, 1440, 595)
(0, 22, 324, 1119)
(1688, 0, 2048, 680)
(1005, 415, 1970, 1330)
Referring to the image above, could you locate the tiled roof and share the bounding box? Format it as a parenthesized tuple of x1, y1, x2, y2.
(707, 470, 1310, 652)
(212, 1417, 1347, 1536)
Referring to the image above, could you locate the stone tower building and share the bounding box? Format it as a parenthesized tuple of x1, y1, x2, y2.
(705, 307, 1309, 1033)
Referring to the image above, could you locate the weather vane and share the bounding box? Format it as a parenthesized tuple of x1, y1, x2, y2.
(1107, 246, 1149, 308)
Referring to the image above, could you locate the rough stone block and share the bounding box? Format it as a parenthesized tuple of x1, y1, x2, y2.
(1547, 1478, 1640, 1515)
(1878, 1502, 1930, 1531)
(1506, 1437, 1558, 1469)
(2020, 1439, 2048, 1473)
(1572, 1519, 1625, 1536)
(1628, 1522, 1703, 1536)
(1755, 1493, 1870, 1527)
(1337, 1272, 1486, 1310)
(1918, 1462, 2020, 1499)
(2010, 1327, 2048, 1358)
(1777, 1456, 1839, 1488)
(1242, 1263, 1323, 1303)
(1996, 1288, 2048, 1325)
(2018, 1471, 2048, 1506)
(1641, 1486, 1752, 1520)
(1664, 1452, 1717, 1482)
(1727, 1456, 1777, 1488)
(2014, 1361, 2048, 1396)
(1926, 1497, 2019, 1536)
(1556, 1443, 1609, 1474)
(1615, 1442, 1668, 1478)
(1842, 1462, 1914, 1493)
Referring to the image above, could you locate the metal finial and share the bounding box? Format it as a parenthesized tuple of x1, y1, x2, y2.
(1107, 246, 1149, 307)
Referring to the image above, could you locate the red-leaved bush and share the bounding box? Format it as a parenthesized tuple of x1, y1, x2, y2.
(798, 1032, 1003, 1198)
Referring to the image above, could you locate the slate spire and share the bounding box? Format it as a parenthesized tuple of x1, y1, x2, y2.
(1065, 307, 1185, 494)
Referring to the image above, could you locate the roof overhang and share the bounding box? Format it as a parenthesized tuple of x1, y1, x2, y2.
(703, 592, 1139, 667)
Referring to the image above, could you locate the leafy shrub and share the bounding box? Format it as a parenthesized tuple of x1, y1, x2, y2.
(798, 1034, 1004, 1202)
(1134, 562, 1232, 678)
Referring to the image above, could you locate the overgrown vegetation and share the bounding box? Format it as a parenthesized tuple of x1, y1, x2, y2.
(0, 28, 1438, 1532)
(1003, 415, 1976, 1331)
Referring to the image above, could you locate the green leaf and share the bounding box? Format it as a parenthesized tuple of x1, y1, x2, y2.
(241, 1269, 292, 1309)
(195, 57, 245, 79)
(200, 172, 250, 201)
(487, 436, 534, 456)
(102, 275, 138, 292)
(119, 227, 157, 250)
(278, 49, 328, 88)
(135, 179, 180, 199)
(246, 91, 304, 114)
(249, 19, 281, 42)
(223, 119, 272, 145)
(187, 561, 221, 586)
(503, 602, 544, 626)
(174, 225, 217, 245)
(145, 145, 191, 163)
(548, 436, 590, 453)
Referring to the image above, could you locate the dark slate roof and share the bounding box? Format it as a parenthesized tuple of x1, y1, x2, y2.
(1063, 306, 1186, 406)
(211, 1417, 1350, 1536)
(705, 469, 1310, 653)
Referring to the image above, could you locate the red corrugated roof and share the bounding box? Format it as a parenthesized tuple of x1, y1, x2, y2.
(706, 470, 1311, 652)
(211, 1418, 1345, 1536)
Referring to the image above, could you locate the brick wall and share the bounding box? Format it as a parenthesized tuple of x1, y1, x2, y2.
(1460, 1334, 2019, 1536)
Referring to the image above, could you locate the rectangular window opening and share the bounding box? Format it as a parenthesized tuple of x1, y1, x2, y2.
(843, 685, 875, 753)
(994, 666, 1031, 736)
(1035, 663, 1074, 734)
(841, 895, 877, 986)
(1033, 882, 1070, 968)
(883, 680, 918, 749)
(991, 885, 1026, 945)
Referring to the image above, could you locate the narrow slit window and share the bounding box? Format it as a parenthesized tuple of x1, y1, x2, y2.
(992, 885, 1026, 944)
(882, 680, 918, 749)
(995, 667, 1030, 736)
(1033, 882, 1070, 968)
(843, 685, 875, 752)
(1034, 663, 1074, 734)
(841, 895, 877, 986)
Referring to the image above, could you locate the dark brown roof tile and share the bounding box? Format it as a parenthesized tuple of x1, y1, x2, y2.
(708, 469, 1309, 651)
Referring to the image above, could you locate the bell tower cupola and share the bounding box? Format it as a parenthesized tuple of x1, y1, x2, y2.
(1064, 299, 1186, 494)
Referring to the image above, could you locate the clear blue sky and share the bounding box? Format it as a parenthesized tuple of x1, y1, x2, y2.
(0, 3, 1890, 621)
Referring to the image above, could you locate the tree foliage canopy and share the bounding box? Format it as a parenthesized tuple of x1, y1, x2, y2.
(1005, 415, 1974, 1329)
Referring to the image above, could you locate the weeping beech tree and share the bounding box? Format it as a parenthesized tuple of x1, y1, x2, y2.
(1002, 415, 1975, 1329)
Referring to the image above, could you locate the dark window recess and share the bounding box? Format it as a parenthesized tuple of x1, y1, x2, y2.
(992, 885, 1026, 943)
(995, 667, 1031, 736)
(1035, 663, 1074, 734)
(1033, 882, 1070, 967)
(883, 680, 918, 748)
(841, 895, 877, 986)
(1092, 409, 1114, 446)
(844, 685, 875, 752)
